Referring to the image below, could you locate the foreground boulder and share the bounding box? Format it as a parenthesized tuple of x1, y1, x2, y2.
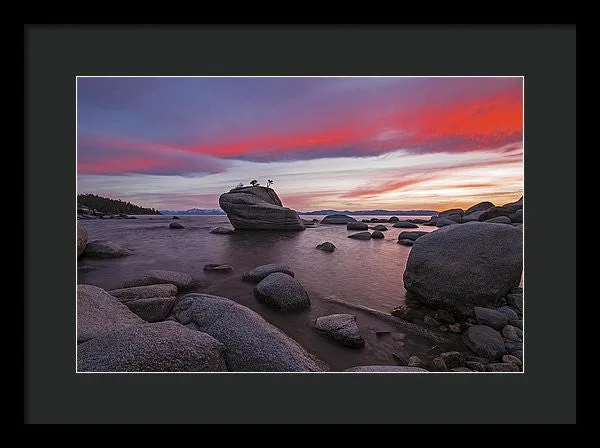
(371, 230, 385, 239)
(218, 186, 304, 230)
(169, 294, 327, 371)
(83, 240, 133, 258)
(77, 284, 145, 343)
(344, 366, 429, 372)
(77, 321, 228, 372)
(115, 270, 193, 289)
(314, 314, 365, 348)
(108, 284, 178, 302)
(169, 222, 184, 229)
(403, 222, 523, 314)
(242, 263, 294, 282)
(210, 226, 235, 235)
(77, 220, 88, 258)
(316, 242, 336, 252)
(254, 272, 311, 311)
(321, 214, 357, 224)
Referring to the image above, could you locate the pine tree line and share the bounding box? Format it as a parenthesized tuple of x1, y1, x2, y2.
(77, 194, 161, 215)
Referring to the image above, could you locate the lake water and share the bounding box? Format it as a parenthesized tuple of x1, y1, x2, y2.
(77, 214, 463, 371)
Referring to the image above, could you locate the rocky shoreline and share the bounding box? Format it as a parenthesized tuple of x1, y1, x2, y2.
(76, 191, 523, 373)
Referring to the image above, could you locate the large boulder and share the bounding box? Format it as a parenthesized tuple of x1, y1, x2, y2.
(77, 321, 228, 372)
(114, 270, 193, 289)
(218, 186, 304, 230)
(77, 284, 145, 343)
(169, 293, 327, 371)
(77, 220, 88, 258)
(314, 314, 365, 348)
(464, 201, 495, 215)
(83, 240, 133, 258)
(169, 222, 184, 229)
(403, 222, 523, 314)
(321, 214, 357, 224)
(347, 222, 368, 230)
(254, 272, 311, 311)
(371, 230, 385, 239)
(108, 284, 178, 302)
(242, 263, 295, 282)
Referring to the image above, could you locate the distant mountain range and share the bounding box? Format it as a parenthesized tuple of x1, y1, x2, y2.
(160, 208, 437, 216)
(299, 209, 438, 216)
(160, 208, 225, 215)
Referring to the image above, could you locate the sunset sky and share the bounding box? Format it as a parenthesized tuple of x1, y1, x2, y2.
(77, 77, 523, 211)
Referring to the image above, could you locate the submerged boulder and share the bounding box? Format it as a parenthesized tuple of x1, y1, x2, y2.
(347, 222, 368, 230)
(316, 242, 336, 252)
(210, 226, 235, 235)
(218, 186, 305, 230)
(397, 231, 428, 241)
(83, 240, 133, 258)
(242, 263, 295, 283)
(392, 221, 419, 228)
(348, 231, 372, 240)
(321, 214, 357, 224)
(254, 272, 311, 311)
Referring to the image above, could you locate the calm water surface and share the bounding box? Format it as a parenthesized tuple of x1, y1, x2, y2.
(78, 215, 458, 370)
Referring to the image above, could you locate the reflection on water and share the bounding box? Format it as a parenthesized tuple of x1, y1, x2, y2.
(76, 215, 461, 371)
(78, 215, 437, 312)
